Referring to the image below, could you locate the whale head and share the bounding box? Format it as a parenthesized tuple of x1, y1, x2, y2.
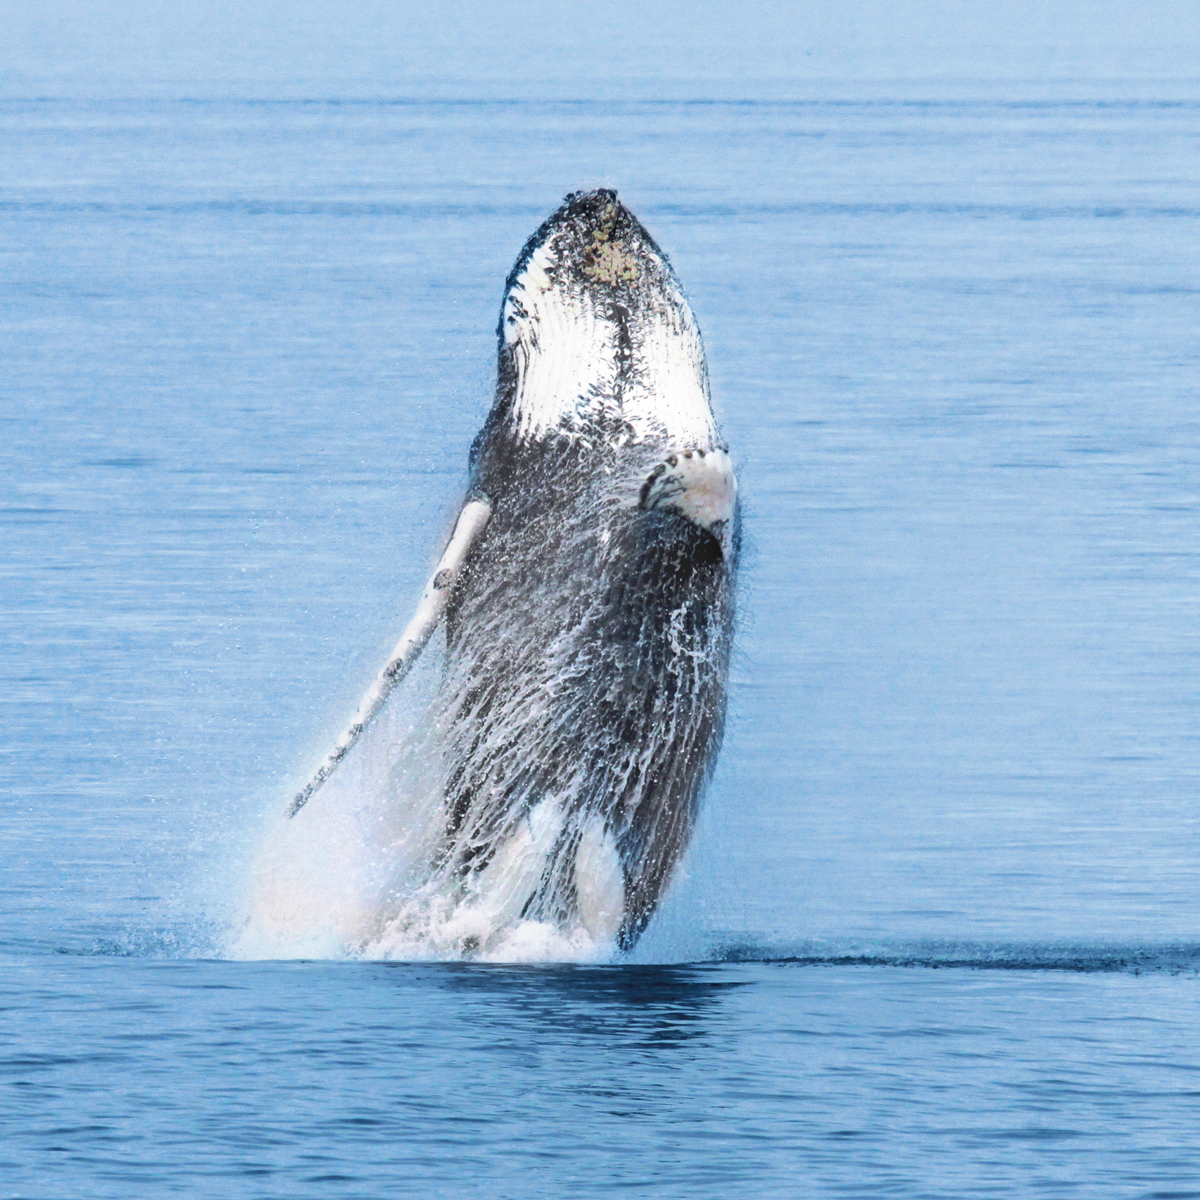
(490, 189, 719, 452)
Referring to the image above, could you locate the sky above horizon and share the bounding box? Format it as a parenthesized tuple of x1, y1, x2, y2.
(2, 0, 1199, 100)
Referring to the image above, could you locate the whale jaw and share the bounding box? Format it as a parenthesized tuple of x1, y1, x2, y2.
(494, 189, 718, 451)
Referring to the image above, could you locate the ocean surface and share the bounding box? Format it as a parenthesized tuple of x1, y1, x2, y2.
(4, 2, 1200, 1195)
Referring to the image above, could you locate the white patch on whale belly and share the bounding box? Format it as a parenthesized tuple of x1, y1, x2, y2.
(504, 243, 614, 443)
(622, 290, 716, 446)
(575, 815, 626, 942)
(439, 797, 565, 945)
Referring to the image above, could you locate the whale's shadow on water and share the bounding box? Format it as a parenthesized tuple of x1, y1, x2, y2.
(383, 962, 747, 1046)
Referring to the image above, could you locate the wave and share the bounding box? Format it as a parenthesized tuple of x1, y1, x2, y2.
(25, 929, 1200, 976)
(709, 939, 1200, 975)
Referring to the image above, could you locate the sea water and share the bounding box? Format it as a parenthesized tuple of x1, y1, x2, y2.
(3, 2, 1200, 1195)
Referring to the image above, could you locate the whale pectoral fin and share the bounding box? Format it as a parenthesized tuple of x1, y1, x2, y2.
(287, 496, 492, 817)
(639, 448, 737, 556)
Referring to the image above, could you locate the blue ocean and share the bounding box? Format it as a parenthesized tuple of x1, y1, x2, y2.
(4, 2, 1200, 1194)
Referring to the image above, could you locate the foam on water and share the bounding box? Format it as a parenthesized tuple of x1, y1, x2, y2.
(224, 653, 625, 965)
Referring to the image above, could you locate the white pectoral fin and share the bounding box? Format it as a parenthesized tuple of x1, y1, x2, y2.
(287, 496, 492, 817)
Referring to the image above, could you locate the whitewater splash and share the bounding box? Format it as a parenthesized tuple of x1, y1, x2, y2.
(228, 659, 619, 963)
(228, 190, 737, 963)
(221, 635, 608, 962)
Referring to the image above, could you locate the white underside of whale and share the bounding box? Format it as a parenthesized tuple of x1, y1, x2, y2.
(503, 237, 718, 447)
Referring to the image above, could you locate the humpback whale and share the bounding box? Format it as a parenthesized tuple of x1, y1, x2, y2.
(291, 189, 738, 954)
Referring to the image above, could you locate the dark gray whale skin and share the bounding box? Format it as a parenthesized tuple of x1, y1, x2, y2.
(437, 190, 738, 951)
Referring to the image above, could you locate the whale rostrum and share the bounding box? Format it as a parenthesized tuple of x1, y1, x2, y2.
(291, 189, 738, 953)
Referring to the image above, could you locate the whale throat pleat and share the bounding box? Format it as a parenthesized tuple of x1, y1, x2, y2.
(501, 202, 716, 447)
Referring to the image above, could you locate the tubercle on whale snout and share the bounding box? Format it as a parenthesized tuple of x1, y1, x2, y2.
(499, 188, 652, 299)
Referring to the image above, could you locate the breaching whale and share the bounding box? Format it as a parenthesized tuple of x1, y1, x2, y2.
(290, 189, 738, 953)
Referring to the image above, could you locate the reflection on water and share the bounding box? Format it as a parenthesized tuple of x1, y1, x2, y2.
(8, 956, 1200, 1198)
(410, 962, 746, 1046)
